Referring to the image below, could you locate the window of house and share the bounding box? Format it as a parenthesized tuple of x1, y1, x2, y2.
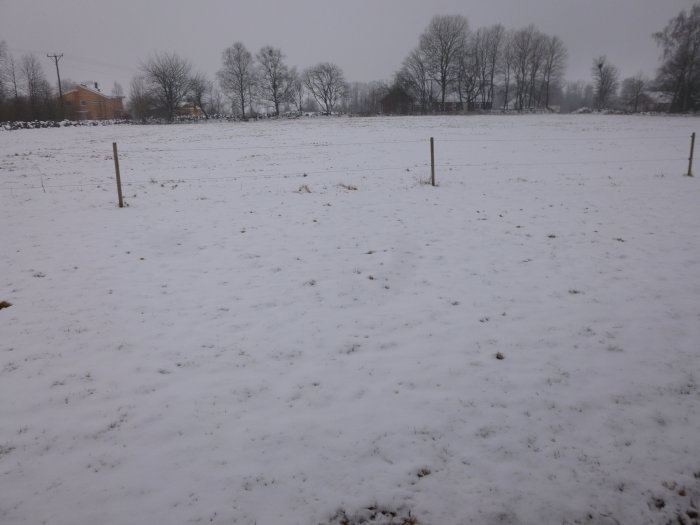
(80, 100, 87, 106)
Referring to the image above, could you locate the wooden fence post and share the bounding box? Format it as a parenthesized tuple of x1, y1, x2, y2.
(112, 142, 124, 207)
(688, 132, 695, 177)
(430, 137, 436, 186)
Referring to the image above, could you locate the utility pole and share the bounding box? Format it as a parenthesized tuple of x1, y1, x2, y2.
(47, 53, 64, 118)
(596, 60, 604, 110)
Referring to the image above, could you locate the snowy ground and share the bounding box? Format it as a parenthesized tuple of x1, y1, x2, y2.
(1, 115, 699, 525)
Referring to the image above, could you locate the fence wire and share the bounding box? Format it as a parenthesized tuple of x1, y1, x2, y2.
(0, 133, 694, 192)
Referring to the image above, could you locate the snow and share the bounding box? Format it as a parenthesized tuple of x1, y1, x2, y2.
(1, 114, 699, 525)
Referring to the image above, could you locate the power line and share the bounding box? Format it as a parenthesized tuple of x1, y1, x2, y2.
(62, 54, 137, 74)
(8, 46, 136, 73)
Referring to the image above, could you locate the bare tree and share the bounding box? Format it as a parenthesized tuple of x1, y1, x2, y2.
(256, 46, 294, 116)
(511, 25, 539, 110)
(346, 80, 388, 114)
(0, 44, 22, 120)
(207, 84, 225, 116)
(111, 81, 124, 98)
(247, 75, 259, 118)
(526, 31, 547, 108)
(0, 42, 26, 121)
(188, 72, 210, 118)
(484, 24, 505, 109)
(2, 50, 20, 100)
(141, 52, 192, 121)
(592, 55, 619, 109)
(464, 25, 505, 110)
(128, 75, 152, 122)
(494, 26, 564, 111)
(60, 78, 77, 93)
(397, 48, 431, 112)
(0, 40, 8, 103)
(456, 42, 479, 109)
(303, 62, 347, 115)
(289, 69, 304, 114)
(541, 35, 567, 109)
(217, 42, 255, 119)
(419, 15, 469, 110)
(500, 30, 516, 109)
(620, 74, 648, 112)
(654, 4, 700, 112)
(471, 27, 489, 108)
(561, 80, 594, 112)
(21, 53, 52, 119)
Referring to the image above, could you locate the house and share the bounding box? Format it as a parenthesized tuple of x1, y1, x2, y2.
(175, 103, 203, 117)
(62, 83, 126, 120)
(639, 91, 673, 113)
(412, 91, 467, 113)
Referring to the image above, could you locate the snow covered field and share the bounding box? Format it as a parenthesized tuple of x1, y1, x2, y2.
(1, 115, 699, 525)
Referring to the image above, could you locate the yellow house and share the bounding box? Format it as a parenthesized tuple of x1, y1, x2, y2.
(175, 103, 203, 117)
(62, 83, 126, 120)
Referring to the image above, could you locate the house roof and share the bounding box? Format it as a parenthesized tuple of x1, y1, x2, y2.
(63, 84, 123, 100)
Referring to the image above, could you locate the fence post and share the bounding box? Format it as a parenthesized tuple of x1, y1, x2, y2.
(430, 137, 436, 186)
(688, 132, 696, 177)
(112, 142, 124, 208)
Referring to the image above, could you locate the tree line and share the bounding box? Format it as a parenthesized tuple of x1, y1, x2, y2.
(0, 43, 59, 122)
(396, 17, 566, 112)
(1, 4, 699, 123)
(128, 45, 349, 121)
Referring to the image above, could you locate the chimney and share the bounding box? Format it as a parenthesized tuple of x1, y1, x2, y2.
(94, 82, 99, 91)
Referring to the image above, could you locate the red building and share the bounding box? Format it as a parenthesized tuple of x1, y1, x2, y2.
(62, 83, 126, 120)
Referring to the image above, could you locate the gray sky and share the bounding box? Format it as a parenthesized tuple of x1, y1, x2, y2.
(0, 0, 695, 95)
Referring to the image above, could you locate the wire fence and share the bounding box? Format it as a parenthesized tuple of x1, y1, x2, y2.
(0, 132, 695, 193)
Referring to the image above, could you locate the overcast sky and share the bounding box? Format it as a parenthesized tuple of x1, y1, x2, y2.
(1, 0, 695, 95)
